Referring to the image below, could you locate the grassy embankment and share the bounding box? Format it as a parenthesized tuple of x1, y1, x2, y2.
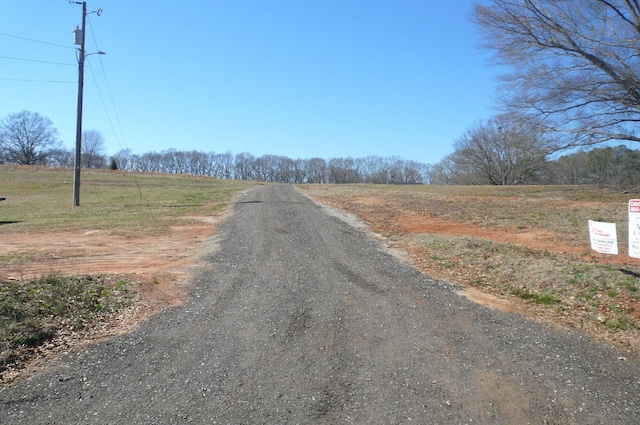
(0, 165, 255, 378)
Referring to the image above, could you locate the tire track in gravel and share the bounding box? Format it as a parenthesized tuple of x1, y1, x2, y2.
(1, 184, 639, 424)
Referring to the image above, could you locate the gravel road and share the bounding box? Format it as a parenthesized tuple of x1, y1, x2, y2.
(2, 184, 639, 424)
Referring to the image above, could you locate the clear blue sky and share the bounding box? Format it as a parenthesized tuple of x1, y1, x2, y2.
(1, 0, 500, 165)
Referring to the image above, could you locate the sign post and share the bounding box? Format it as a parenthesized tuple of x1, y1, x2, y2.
(629, 200, 640, 259)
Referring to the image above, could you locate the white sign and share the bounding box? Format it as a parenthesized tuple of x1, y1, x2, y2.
(629, 199, 640, 259)
(588, 220, 618, 255)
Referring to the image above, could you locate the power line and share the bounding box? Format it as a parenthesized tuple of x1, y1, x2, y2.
(0, 55, 75, 66)
(0, 77, 75, 83)
(85, 11, 139, 193)
(87, 16, 130, 153)
(0, 31, 74, 50)
(86, 61, 120, 145)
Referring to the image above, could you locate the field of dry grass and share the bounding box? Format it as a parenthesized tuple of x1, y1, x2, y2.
(301, 184, 640, 351)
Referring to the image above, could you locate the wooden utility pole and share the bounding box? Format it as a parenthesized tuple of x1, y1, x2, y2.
(71, 2, 103, 206)
(72, 1, 86, 207)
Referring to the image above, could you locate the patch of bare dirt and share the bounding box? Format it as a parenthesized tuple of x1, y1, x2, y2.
(456, 286, 526, 314)
(1, 214, 223, 293)
(0, 214, 225, 384)
(318, 195, 578, 254)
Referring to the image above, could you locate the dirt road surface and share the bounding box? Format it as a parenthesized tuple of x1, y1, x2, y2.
(1, 184, 639, 424)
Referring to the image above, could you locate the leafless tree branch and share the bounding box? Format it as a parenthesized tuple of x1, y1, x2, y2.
(475, 0, 640, 147)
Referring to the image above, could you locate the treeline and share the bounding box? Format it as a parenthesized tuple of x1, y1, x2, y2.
(107, 149, 429, 184)
(4, 111, 639, 186)
(550, 145, 640, 187)
(35, 145, 640, 187)
(0, 111, 423, 184)
(429, 144, 640, 187)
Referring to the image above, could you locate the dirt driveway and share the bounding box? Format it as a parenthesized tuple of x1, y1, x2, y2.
(2, 184, 639, 424)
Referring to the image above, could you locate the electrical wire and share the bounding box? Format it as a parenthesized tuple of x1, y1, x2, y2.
(0, 31, 76, 83)
(0, 32, 74, 50)
(86, 16, 129, 154)
(0, 55, 75, 67)
(86, 61, 120, 147)
(0, 77, 75, 83)
(85, 14, 141, 196)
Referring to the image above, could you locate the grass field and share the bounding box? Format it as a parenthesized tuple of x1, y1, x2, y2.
(0, 165, 254, 234)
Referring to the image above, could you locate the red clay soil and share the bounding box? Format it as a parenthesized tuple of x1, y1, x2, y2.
(0, 214, 225, 307)
(325, 195, 639, 265)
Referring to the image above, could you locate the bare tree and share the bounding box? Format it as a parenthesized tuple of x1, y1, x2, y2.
(234, 152, 255, 180)
(328, 157, 361, 183)
(402, 160, 427, 184)
(552, 151, 589, 185)
(447, 115, 551, 185)
(475, 0, 640, 147)
(305, 158, 327, 183)
(112, 148, 132, 171)
(48, 148, 75, 168)
(0, 111, 60, 164)
(81, 129, 106, 168)
(220, 152, 235, 179)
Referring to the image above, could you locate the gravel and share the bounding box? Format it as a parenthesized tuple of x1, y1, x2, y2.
(1, 184, 639, 424)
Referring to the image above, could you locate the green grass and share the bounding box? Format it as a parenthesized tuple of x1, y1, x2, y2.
(420, 234, 636, 323)
(0, 166, 256, 234)
(1, 274, 134, 374)
(512, 288, 560, 305)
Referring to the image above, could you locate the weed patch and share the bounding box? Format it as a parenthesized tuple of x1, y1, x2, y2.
(0, 275, 135, 376)
(512, 288, 560, 305)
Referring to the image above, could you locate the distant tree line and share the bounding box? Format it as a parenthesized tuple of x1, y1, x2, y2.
(0, 111, 429, 183)
(109, 149, 429, 184)
(3, 110, 639, 187)
(550, 145, 640, 187)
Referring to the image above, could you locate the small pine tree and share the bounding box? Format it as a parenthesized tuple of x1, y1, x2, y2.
(109, 158, 118, 171)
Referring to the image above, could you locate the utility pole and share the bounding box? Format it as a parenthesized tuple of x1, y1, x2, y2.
(71, 1, 103, 206)
(72, 1, 86, 207)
